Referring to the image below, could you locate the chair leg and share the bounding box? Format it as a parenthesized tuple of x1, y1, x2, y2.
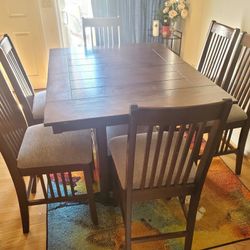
(124, 205, 132, 250)
(235, 125, 249, 175)
(184, 193, 200, 250)
(19, 201, 29, 233)
(15, 177, 30, 233)
(84, 168, 98, 225)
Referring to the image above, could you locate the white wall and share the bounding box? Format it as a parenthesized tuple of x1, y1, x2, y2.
(181, 0, 250, 155)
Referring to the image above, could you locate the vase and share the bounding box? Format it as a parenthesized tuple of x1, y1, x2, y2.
(161, 25, 171, 38)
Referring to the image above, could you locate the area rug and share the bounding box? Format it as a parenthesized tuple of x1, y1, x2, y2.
(47, 158, 250, 249)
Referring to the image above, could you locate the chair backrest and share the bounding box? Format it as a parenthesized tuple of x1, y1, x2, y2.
(198, 20, 240, 85)
(126, 100, 232, 198)
(222, 32, 250, 116)
(0, 69, 27, 169)
(0, 34, 35, 125)
(82, 17, 121, 48)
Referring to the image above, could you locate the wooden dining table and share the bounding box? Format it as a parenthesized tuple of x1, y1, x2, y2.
(44, 43, 235, 195)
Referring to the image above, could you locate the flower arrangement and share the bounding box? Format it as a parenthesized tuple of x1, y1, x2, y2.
(158, 0, 189, 26)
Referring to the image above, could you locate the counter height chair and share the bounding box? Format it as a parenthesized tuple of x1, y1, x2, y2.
(0, 70, 98, 233)
(82, 17, 121, 48)
(109, 100, 232, 250)
(215, 32, 250, 175)
(198, 20, 240, 86)
(0, 34, 46, 126)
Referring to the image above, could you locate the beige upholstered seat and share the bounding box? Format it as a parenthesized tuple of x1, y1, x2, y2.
(106, 125, 151, 155)
(32, 90, 46, 120)
(18, 125, 92, 169)
(106, 125, 128, 142)
(109, 132, 196, 189)
(227, 104, 248, 123)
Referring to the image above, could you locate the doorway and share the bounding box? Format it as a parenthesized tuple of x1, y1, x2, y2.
(56, 0, 93, 47)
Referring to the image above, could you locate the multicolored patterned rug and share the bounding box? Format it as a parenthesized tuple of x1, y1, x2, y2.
(47, 158, 250, 249)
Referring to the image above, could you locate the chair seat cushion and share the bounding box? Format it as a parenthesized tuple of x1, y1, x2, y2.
(106, 125, 148, 155)
(227, 104, 248, 124)
(17, 124, 93, 169)
(32, 90, 46, 120)
(109, 132, 196, 190)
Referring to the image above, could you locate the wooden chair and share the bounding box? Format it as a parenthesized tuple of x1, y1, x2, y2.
(0, 70, 98, 233)
(109, 100, 232, 250)
(198, 20, 240, 86)
(82, 17, 121, 48)
(215, 32, 250, 175)
(0, 34, 46, 125)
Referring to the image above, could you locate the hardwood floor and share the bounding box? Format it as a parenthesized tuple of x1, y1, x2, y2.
(0, 153, 249, 249)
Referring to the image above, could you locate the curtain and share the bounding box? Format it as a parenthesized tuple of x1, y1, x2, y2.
(91, 0, 163, 44)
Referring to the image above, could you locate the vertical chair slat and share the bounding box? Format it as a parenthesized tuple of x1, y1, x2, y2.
(39, 175, 48, 200)
(241, 78, 250, 110)
(225, 129, 233, 152)
(140, 126, 153, 189)
(7, 52, 31, 97)
(207, 35, 223, 80)
(174, 124, 197, 185)
(236, 53, 250, 99)
(202, 34, 217, 75)
(165, 125, 186, 186)
(212, 38, 229, 81)
(238, 60, 250, 106)
(54, 173, 62, 197)
(46, 174, 55, 198)
(206, 34, 222, 78)
(68, 172, 75, 196)
(220, 129, 229, 153)
(182, 122, 206, 184)
(91, 27, 94, 47)
(149, 127, 164, 188)
(229, 48, 247, 94)
(61, 172, 68, 197)
(212, 36, 227, 81)
(157, 125, 175, 187)
(27, 176, 35, 198)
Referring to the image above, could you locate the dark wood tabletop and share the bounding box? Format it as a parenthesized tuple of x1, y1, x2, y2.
(44, 43, 235, 193)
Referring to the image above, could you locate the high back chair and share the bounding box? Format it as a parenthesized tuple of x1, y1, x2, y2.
(109, 101, 232, 250)
(215, 32, 250, 175)
(82, 17, 121, 48)
(0, 70, 98, 233)
(0, 34, 46, 125)
(198, 20, 240, 86)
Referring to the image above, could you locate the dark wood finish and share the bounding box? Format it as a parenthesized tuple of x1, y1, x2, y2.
(44, 44, 236, 194)
(0, 71, 98, 233)
(82, 17, 121, 48)
(198, 20, 240, 86)
(110, 101, 232, 249)
(0, 34, 44, 125)
(215, 32, 250, 174)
